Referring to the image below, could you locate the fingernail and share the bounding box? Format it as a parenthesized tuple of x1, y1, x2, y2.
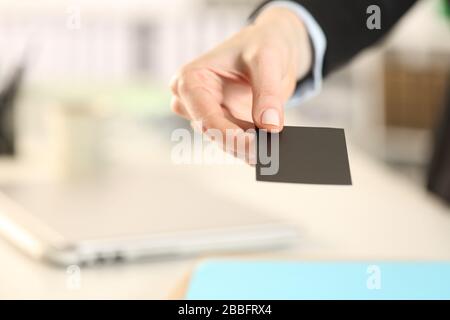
(261, 108, 280, 126)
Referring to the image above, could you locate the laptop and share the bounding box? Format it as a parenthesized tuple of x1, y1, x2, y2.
(0, 164, 297, 267)
(0, 62, 297, 267)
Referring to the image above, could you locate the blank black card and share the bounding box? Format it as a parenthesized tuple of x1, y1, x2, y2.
(256, 126, 352, 185)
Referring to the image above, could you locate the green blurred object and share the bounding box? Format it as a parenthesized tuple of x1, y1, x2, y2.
(441, 0, 450, 18)
(27, 81, 171, 117)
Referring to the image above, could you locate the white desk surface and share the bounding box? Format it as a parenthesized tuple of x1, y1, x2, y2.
(0, 133, 449, 299)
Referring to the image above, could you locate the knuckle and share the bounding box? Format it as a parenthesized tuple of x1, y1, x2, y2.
(170, 99, 184, 116)
(255, 86, 277, 98)
(170, 101, 179, 115)
(255, 91, 274, 102)
(170, 76, 179, 95)
(254, 89, 280, 108)
(256, 47, 279, 66)
(178, 67, 208, 95)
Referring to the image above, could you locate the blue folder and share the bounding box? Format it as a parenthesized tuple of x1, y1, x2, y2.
(187, 260, 450, 300)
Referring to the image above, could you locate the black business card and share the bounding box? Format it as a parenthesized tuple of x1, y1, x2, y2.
(256, 126, 352, 185)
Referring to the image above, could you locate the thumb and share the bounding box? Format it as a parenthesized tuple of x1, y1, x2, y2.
(247, 48, 285, 132)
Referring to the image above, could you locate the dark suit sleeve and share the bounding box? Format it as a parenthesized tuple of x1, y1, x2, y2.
(252, 0, 418, 76)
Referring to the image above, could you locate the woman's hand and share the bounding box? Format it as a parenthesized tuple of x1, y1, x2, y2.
(170, 7, 312, 161)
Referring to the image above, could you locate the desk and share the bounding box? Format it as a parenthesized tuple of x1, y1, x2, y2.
(0, 131, 449, 299)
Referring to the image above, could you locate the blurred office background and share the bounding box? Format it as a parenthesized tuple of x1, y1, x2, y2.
(0, 0, 449, 188)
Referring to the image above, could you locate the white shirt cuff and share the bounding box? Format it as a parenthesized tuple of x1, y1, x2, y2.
(256, 1, 327, 106)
